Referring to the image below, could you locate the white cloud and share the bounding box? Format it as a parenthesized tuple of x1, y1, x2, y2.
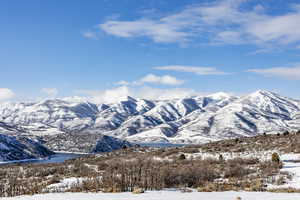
(75, 86, 200, 104)
(154, 65, 228, 75)
(91, 86, 131, 103)
(0, 88, 15, 101)
(136, 86, 200, 100)
(135, 74, 184, 85)
(41, 88, 58, 97)
(96, 0, 300, 48)
(75, 86, 134, 104)
(214, 31, 244, 45)
(100, 19, 190, 43)
(247, 66, 300, 80)
(246, 14, 300, 45)
(114, 74, 184, 88)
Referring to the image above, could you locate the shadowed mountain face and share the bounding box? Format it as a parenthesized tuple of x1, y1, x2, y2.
(0, 134, 54, 162)
(40, 132, 132, 153)
(91, 135, 132, 153)
(0, 132, 133, 161)
(0, 90, 300, 145)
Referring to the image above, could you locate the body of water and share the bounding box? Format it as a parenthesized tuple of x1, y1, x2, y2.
(0, 153, 85, 165)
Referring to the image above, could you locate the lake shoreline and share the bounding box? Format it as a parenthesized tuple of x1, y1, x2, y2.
(0, 152, 86, 165)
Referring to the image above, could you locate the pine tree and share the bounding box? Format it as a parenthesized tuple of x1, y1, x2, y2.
(271, 152, 280, 163)
(178, 154, 186, 160)
(218, 154, 224, 162)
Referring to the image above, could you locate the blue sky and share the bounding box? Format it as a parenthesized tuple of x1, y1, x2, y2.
(1, 0, 300, 102)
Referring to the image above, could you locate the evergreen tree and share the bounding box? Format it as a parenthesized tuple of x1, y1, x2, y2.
(178, 154, 186, 160)
(271, 152, 280, 163)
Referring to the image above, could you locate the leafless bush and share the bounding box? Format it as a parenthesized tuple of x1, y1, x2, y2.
(259, 161, 282, 176)
(224, 165, 252, 179)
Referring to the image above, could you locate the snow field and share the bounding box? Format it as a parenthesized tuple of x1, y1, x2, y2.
(2, 190, 300, 200)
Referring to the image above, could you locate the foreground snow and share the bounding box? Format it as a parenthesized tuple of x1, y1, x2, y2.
(279, 161, 300, 189)
(2, 190, 300, 200)
(269, 154, 300, 189)
(45, 177, 85, 192)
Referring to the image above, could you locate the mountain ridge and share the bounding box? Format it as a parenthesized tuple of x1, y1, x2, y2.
(0, 90, 299, 146)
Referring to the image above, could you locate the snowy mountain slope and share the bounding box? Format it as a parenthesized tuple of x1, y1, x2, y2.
(0, 100, 99, 135)
(91, 97, 155, 132)
(0, 133, 53, 161)
(0, 90, 300, 147)
(126, 124, 177, 143)
(106, 98, 201, 138)
(177, 90, 300, 142)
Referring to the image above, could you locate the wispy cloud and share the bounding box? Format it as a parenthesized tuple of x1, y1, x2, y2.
(41, 88, 58, 97)
(100, 20, 190, 43)
(134, 74, 184, 85)
(154, 65, 228, 75)
(0, 88, 15, 101)
(91, 0, 300, 49)
(247, 65, 300, 80)
(116, 74, 185, 86)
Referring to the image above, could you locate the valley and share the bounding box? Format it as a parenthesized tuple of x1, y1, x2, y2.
(1, 90, 300, 198)
(2, 132, 300, 197)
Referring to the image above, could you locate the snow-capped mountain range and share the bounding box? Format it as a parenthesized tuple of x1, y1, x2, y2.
(0, 90, 300, 145)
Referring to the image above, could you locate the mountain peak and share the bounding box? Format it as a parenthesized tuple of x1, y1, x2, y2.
(208, 92, 232, 99)
(1, 90, 300, 148)
(119, 96, 137, 103)
(251, 90, 278, 96)
(38, 98, 69, 106)
(246, 90, 284, 101)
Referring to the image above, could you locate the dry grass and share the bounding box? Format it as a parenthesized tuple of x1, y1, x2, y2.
(2, 131, 300, 196)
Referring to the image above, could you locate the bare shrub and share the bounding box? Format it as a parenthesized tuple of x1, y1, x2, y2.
(259, 161, 282, 176)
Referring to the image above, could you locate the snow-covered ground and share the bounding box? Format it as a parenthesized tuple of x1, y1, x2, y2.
(278, 161, 300, 189)
(268, 154, 300, 189)
(45, 177, 85, 192)
(185, 151, 300, 190)
(3, 152, 300, 199)
(2, 190, 300, 200)
(186, 150, 281, 161)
